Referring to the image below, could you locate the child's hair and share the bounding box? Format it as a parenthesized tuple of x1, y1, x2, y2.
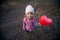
(24, 14, 26, 17)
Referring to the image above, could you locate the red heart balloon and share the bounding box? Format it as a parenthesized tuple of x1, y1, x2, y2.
(39, 15, 48, 26)
(46, 18, 53, 25)
(39, 15, 53, 26)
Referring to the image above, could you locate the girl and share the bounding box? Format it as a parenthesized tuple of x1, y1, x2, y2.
(23, 5, 39, 33)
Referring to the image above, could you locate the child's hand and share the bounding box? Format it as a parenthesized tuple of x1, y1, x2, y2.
(38, 23, 41, 26)
(34, 22, 41, 27)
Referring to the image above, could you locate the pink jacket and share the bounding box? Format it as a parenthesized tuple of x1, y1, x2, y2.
(23, 17, 37, 32)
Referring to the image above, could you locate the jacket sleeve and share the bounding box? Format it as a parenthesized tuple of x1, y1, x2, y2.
(34, 18, 39, 27)
(34, 18, 41, 27)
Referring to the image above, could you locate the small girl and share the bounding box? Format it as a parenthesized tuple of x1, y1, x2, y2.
(23, 5, 39, 33)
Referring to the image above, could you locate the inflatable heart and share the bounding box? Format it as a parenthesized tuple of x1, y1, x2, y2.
(39, 15, 53, 26)
(46, 18, 53, 25)
(39, 15, 48, 26)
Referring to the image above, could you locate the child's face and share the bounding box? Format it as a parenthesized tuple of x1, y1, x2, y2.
(25, 12, 34, 19)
